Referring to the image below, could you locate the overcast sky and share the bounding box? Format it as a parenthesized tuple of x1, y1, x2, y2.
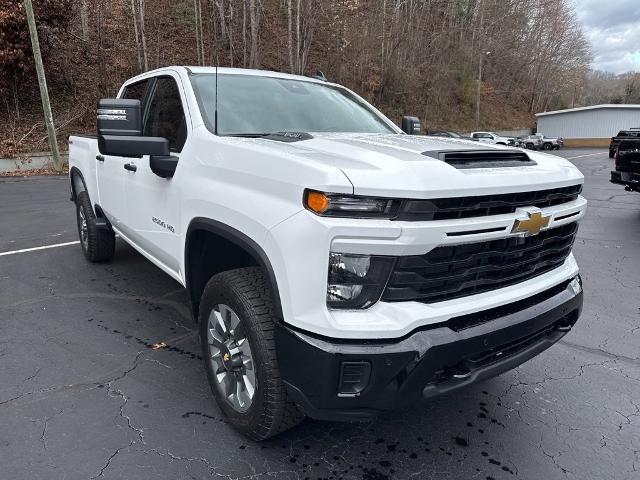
(572, 0, 640, 74)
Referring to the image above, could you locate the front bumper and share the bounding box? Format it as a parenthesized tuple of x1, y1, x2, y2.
(611, 171, 640, 192)
(275, 277, 582, 421)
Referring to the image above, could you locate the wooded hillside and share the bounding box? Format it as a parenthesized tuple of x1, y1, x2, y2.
(1, 0, 593, 157)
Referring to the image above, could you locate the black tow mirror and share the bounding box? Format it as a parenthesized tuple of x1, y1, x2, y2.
(97, 135, 170, 157)
(401, 116, 421, 135)
(97, 99, 142, 136)
(97, 98, 170, 160)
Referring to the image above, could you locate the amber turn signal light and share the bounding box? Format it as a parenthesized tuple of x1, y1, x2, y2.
(305, 191, 330, 214)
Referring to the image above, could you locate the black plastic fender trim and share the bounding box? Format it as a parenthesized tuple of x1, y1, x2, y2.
(185, 218, 283, 321)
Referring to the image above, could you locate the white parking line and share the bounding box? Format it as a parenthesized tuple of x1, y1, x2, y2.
(0, 241, 80, 257)
(566, 152, 607, 160)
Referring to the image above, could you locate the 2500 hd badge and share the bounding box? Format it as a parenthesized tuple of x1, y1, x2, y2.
(152, 216, 175, 233)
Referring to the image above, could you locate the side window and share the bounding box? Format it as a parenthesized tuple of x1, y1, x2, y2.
(144, 77, 187, 153)
(122, 80, 149, 102)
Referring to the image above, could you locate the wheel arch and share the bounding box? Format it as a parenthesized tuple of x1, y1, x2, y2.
(69, 166, 87, 202)
(185, 218, 283, 322)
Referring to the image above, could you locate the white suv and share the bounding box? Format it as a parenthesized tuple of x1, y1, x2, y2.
(69, 67, 586, 439)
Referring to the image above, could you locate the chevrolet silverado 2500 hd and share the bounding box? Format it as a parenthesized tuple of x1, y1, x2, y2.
(68, 67, 586, 440)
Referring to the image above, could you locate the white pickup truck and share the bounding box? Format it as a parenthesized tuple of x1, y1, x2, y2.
(470, 131, 516, 146)
(69, 66, 586, 440)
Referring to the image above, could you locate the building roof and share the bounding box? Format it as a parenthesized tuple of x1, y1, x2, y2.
(536, 104, 640, 117)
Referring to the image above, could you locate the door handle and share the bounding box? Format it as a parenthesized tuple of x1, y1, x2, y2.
(124, 163, 137, 172)
(96, 154, 104, 162)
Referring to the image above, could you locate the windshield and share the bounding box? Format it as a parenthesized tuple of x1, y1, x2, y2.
(190, 74, 397, 136)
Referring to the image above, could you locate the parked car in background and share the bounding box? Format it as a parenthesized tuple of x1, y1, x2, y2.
(610, 138, 640, 192)
(532, 134, 563, 150)
(609, 129, 640, 158)
(515, 135, 544, 150)
(426, 131, 478, 141)
(470, 131, 515, 146)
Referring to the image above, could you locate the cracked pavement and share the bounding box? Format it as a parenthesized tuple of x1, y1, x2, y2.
(1, 148, 638, 479)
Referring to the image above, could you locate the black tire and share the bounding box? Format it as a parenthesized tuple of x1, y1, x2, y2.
(609, 150, 615, 159)
(526, 143, 534, 150)
(75, 191, 115, 262)
(543, 143, 552, 150)
(199, 267, 303, 440)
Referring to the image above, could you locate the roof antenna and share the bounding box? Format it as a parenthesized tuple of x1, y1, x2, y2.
(214, 64, 218, 135)
(313, 70, 327, 82)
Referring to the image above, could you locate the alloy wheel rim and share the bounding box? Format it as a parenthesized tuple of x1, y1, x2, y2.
(79, 208, 88, 246)
(207, 303, 256, 413)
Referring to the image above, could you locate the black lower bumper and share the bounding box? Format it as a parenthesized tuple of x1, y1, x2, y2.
(611, 171, 640, 192)
(275, 278, 583, 421)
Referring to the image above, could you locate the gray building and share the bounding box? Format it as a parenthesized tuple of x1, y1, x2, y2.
(536, 104, 640, 146)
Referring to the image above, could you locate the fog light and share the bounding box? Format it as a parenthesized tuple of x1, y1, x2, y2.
(569, 276, 582, 295)
(338, 361, 371, 397)
(327, 253, 395, 309)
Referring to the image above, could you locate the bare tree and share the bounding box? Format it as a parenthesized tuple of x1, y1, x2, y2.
(248, 0, 258, 68)
(80, 0, 89, 41)
(130, 0, 143, 71)
(138, 0, 148, 71)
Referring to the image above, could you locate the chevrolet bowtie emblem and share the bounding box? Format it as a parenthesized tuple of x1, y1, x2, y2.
(223, 353, 231, 362)
(512, 211, 550, 236)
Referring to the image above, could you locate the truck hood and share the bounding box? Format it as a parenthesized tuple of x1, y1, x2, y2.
(260, 133, 583, 198)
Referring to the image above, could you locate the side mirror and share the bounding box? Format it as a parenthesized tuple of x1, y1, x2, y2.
(98, 135, 169, 157)
(97, 98, 169, 158)
(401, 116, 421, 135)
(97, 99, 142, 137)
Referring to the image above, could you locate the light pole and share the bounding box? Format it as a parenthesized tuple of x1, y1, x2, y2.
(24, 0, 62, 172)
(475, 50, 491, 130)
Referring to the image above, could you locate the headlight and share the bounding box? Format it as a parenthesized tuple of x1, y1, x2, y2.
(304, 189, 399, 218)
(327, 253, 395, 309)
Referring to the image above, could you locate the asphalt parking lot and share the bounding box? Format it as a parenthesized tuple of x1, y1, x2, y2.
(1, 148, 638, 480)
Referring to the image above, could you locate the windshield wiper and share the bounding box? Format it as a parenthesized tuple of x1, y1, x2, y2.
(223, 131, 314, 142)
(223, 133, 274, 138)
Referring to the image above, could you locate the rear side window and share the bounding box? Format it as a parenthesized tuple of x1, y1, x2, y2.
(122, 80, 149, 102)
(144, 77, 187, 153)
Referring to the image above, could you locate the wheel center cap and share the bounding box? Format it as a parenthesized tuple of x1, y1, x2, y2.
(221, 343, 243, 371)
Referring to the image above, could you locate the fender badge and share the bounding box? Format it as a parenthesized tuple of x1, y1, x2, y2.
(512, 211, 550, 237)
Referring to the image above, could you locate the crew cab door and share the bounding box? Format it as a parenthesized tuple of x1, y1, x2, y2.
(124, 75, 187, 274)
(96, 79, 150, 232)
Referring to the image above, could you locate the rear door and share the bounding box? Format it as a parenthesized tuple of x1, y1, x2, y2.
(124, 74, 188, 274)
(96, 79, 150, 232)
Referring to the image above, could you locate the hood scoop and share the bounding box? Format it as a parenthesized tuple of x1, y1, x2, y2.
(422, 149, 536, 169)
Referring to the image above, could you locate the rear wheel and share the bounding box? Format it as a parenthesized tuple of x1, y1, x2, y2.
(199, 267, 303, 440)
(75, 191, 115, 262)
(609, 150, 615, 158)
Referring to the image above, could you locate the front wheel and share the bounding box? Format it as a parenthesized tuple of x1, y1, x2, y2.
(543, 143, 552, 150)
(199, 267, 303, 440)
